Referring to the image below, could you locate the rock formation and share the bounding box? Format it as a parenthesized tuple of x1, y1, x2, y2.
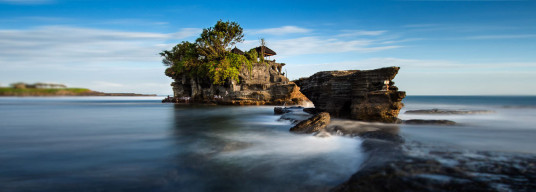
(289, 112, 331, 134)
(294, 67, 406, 123)
(164, 61, 309, 105)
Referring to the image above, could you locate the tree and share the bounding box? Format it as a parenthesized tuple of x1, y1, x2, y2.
(195, 20, 244, 60)
(160, 41, 201, 77)
(161, 20, 254, 85)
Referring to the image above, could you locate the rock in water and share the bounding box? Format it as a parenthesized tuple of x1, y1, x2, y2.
(294, 67, 406, 123)
(274, 107, 285, 115)
(289, 112, 331, 134)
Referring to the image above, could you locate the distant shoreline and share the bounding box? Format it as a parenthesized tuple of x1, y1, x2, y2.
(0, 88, 156, 97)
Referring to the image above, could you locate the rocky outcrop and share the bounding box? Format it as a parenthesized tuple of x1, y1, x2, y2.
(289, 112, 331, 134)
(294, 67, 405, 123)
(165, 61, 309, 105)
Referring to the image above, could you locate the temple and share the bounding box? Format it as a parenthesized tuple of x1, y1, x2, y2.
(164, 46, 309, 105)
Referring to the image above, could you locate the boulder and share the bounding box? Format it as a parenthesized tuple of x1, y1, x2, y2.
(289, 112, 331, 134)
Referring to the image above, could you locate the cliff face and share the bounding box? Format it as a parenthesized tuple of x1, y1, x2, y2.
(166, 61, 309, 105)
(294, 67, 406, 123)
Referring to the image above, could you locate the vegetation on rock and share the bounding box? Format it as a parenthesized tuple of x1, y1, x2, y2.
(160, 20, 260, 85)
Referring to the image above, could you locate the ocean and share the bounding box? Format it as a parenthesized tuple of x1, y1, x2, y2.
(0, 96, 534, 191)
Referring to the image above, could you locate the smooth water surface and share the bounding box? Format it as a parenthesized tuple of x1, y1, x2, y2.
(0, 97, 363, 192)
(400, 96, 536, 154)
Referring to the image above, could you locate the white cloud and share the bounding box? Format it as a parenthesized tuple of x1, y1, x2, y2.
(467, 34, 536, 40)
(248, 26, 311, 36)
(0, 26, 201, 66)
(240, 36, 402, 57)
(337, 30, 387, 37)
(0, 25, 201, 95)
(92, 81, 124, 88)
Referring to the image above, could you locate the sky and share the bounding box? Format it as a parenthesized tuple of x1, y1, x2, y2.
(0, 0, 535, 95)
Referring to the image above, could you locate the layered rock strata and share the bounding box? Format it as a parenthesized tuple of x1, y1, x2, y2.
(164, 61, 309, 105)
(294, 67, 406, 123)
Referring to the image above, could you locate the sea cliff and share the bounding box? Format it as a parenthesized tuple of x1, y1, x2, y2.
(294, 67, 406, 123)
(163, 61, 309, 105)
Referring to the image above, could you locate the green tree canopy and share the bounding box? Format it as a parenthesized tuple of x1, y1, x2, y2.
(195, 20, 244, 60)
(160, 20, 258, 85)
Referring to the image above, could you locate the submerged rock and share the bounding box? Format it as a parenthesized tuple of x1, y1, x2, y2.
(295, 67, 406, 123)
(332, 134, 536, 192)
(405, 109, 495, 115)
(289, 112, 331, 134)
(325, 119, 400, 137)
(274, 106, 304, 115)
(303, 107, 322, 115)
(404, 119, 457, 125)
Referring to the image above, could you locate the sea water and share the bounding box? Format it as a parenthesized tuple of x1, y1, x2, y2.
(1, 96, 535, 191)
(0, 97, 363, 192)
(399, 96, 536, 154)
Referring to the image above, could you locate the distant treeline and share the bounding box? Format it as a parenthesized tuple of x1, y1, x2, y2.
(7, 82, 68, 89)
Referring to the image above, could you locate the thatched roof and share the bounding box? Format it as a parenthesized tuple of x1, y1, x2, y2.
(231, 47, 244, 55)
(255, 46, 276, 56)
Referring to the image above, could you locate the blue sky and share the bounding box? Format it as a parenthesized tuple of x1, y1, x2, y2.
(0, 0, 535, 95)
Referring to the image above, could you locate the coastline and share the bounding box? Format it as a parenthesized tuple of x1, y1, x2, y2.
(0, 88, 156, 97)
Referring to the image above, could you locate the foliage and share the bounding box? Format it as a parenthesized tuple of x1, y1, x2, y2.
(160, 41, 201, 77)
(195, 20, 244, 61)
(160, 20, 259, 85)
(0, 88, 91, 96)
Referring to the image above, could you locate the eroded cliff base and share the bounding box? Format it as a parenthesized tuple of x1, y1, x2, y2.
(294, 67, 406, 123)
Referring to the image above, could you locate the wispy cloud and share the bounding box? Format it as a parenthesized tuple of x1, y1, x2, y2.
(337, 30, 387, 37)
(467, 34, 536, 39)
(0, 26, 201, 66)
(240, 30, 404, 57)
(248, 26, 311, 36)
(0, 0, 54, 5)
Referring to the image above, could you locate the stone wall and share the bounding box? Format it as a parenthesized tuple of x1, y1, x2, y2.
(294, 67, 405, 123)
(165, 62, 309, 105)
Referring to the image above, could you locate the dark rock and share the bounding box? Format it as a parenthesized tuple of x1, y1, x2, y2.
(289, 112, 331, 134)
(295, 67, 405, 123)
(274, 107, 285, 114)
(303, 107, 322, 114)
(359, 131, 405, 144)
(278, 112, 312, 124)
(165, 62, 310, 105)
(405, 109, 495, 115)
(332, 156, 494, 192)
(274, 106, 304, 115)
(332, 134, 536, 192)
(404, 119, 457, 125)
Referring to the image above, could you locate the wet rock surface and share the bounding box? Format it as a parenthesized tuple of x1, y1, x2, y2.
(276, 107, 536, 192)
(405, 109, 495, 115)
(332, 135, 536, 192)
(289, 112, 331, 134)
(294, 67, 406, 123)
